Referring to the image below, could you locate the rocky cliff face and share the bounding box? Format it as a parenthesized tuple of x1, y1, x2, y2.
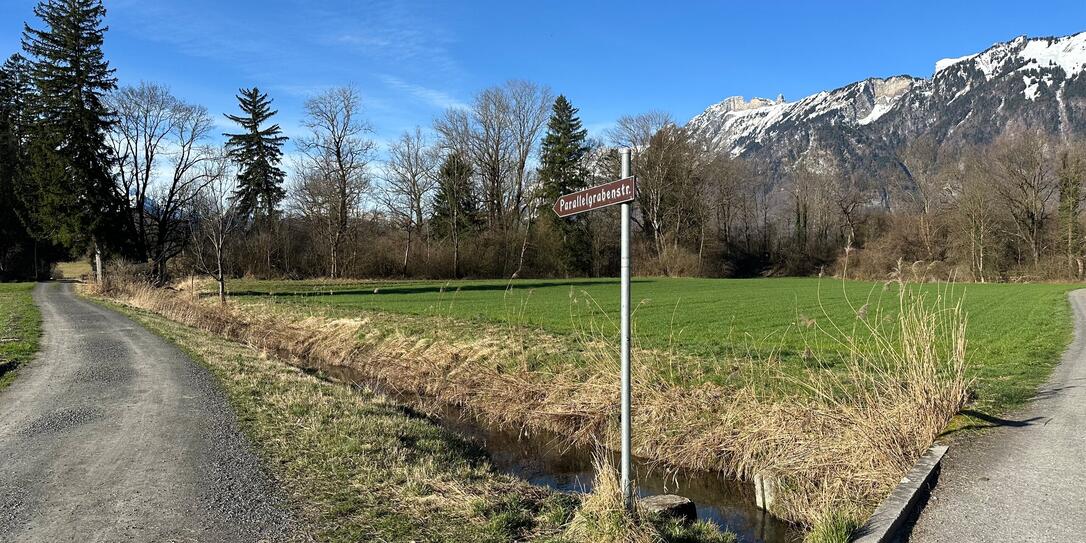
(685, 31, 1086, 179)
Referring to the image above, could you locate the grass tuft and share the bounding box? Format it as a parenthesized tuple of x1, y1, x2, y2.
(563, 452, 735, 543)
(803, 509, 863, 543)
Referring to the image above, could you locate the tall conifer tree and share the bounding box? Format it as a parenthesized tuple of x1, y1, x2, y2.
(21, 0, 128, 267)
(223, 87, 287, 220)
(0, 54, 39, 278)
(431, 152, 477, 278)
(538, 95, 589, 204)
(537, 95, 590, 274)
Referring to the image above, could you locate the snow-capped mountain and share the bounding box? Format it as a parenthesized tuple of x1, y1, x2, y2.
(686, 31, 1086, 177)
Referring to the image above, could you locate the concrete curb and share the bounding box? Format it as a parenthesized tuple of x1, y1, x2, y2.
(851, 444, 948, 543)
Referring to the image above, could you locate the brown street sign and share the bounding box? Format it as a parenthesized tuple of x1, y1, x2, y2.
(553, 176, 636, 218)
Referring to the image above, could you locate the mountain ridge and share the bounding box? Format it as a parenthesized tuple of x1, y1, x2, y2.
(685, 30, 1086, 177)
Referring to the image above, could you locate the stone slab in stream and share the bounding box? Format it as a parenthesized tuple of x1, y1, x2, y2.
(642, 494, 697, 525)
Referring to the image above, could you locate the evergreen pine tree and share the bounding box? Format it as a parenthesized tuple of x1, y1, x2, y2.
(431, 152, 477, 277)
(224, 87, 288, 220)
(0, 54, 31, 138)
(0, 55, 31, 190)
(537, 95, 590, 274)
(432, 151, 477, 236)
(538, 95, 589, 203)
(21, 0, 128, 261)
(0, 54, 39, 278)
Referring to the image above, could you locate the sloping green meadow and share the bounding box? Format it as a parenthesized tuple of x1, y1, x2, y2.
(226, 277, 1076, 415)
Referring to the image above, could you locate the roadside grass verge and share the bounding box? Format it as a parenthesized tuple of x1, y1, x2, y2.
(93, 278, 969, 540)
(0, 283, 41, 390)
(100, 294, 733, 542)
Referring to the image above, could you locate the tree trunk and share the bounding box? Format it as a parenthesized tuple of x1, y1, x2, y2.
(330, 233, 339, 279)
(698, 223, 705, 273)
(94, 241, 104, 284)
(216, 247, 226, 304)
(452, 218, 460, 279)
(402, 225, 412, 276)
(512, 217, 532, 279)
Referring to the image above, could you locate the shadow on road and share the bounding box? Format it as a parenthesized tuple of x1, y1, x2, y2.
(941, 409, 1047, 436)
(1033, 380, 1084, 400)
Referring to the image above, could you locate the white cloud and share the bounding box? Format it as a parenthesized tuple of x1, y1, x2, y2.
(378, 74, 466, 111)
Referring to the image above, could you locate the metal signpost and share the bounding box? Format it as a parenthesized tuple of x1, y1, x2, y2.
(553, 148, 636, 510)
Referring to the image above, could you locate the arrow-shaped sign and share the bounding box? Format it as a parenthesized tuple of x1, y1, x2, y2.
(553, 176, 637, 218)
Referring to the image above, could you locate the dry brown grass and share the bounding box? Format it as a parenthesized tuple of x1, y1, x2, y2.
(86, 277, 969, 535)
(563, 451, 735, 543)
(563, 452, 661, 543)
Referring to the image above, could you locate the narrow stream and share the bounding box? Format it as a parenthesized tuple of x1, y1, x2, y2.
(318, 364, 801, 543)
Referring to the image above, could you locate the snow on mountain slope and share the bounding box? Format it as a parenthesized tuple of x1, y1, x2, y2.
(686, 95, 790, 155)
(935, 54, 976, 73)
(686, 75, 917, 157)
(1020, 33, 1086, 75)
(686, 31, 1086, 175)
(932, 33, 1086, 86)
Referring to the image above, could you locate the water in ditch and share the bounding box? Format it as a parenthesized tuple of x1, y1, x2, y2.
(318, 364, 801, 543)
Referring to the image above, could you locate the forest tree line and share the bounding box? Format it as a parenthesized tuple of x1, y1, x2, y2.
(2, 0, 1085, 289)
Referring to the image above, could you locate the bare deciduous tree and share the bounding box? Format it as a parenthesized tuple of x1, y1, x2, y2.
(435, 90, 510, 229)
(950, 153, 1001, 280)
(610, 114, 700, 263)
(989, 131, 1058, 267)
(505, 80, 553, 222)
(294, 86, 374, 278)
(381, 127, 438, 274)
(608, 110, 671, 152)
(189, 151, 240, 303)
(434, 81, 552, 276)
(1056, 142, 1086, 276)
(108, 82, 214, 282)
(895, 136, 953, 261)
(434, 81, 551, 230)
(505, 81, 552, 277)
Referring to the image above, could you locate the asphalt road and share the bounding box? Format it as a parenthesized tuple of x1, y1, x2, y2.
(0, 282, 298, 542)
(910, 290, 1086, 542)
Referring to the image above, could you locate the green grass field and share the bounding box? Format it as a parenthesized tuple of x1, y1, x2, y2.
(0, 283, 41, 390)
(53, 261, 92, 280)
(225, 277, 1076, 416)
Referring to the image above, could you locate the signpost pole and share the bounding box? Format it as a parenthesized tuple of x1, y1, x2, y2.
(550, 153, 636, 511)
(619, 148, 633, 511)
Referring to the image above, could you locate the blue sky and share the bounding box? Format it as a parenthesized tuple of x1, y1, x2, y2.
(2, 0, 1085, 151)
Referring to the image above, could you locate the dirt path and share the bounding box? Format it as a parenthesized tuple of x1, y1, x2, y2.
(0, 283, 297, 542)
(910, 290, 1086, 542)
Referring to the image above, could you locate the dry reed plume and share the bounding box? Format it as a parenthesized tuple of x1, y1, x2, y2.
(89, 277, 969, 534)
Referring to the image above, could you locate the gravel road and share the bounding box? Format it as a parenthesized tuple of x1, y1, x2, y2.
(909, 290, 1086, 542)
(0, 282, 298, 542)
